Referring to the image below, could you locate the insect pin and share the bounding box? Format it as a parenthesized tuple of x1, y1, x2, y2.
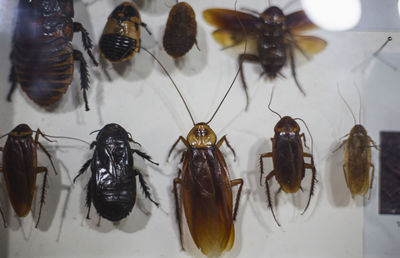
(260, 91, 317, 226)
(73, 123, 159, 222)
(334, 86, 379, 199)
(203, 5, 327, 110)
(99, 2, 151, 63)
(0, 124, 57, 228)
(8, 0, 98, 111)
(163, 1, 198, 58)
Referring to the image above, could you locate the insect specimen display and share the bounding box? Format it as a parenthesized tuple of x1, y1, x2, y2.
(8, 0, 98, 111)
(203, 6, 327, 110)
(99, 2, 151, 63)
(0, 124, 57, 227)
(163, 1, 198, 58)
(260, 94, 316, 226)
(73, 124, 159, 222)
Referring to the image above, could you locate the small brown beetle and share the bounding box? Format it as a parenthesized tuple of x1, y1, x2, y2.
(163, 1, 198, 58)
(260, 94, 316, 226)
(0, 124, 57, 227)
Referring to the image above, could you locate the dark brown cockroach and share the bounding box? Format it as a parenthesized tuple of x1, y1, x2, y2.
(0, 124, 57, 227)
(163, 1, 198, 58)
(99, 2, 151, 63)
(203, 6, 327, 110)
(334, 87, 378, 198)
(8, 0, 98, 111)
(260, 95, 316, 226)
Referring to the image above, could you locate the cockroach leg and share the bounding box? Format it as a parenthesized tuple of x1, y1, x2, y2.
(73, 22, 98, 66)
(35, 167, 48, 228)
(239, 53, 260, 111)
(132, 149, 159, 166)
(73, 50, 90, 111)
(85, 180, 93, 219)
(36, 140, 58, 175)
(260, 152, 273, 186)
(300, 133, 309, 149)
(140, 22, 152, 35)
(333, 138, 348, 153)
(368, 136, 380, 150)
(7, 65, 17, 102)
(167, 136, 189, 161)
(0, 166, 5, 227)
(216, 135, 236, 161)
(368, 163, 375, 200)
(173, 177, 184, 251)
(264, 171, 280, 226)
(302, 153, 316, 214)
(231, 178, 244, 220)
(288, 44, 306, 96)
(135, 168, 159, 207)
(74, 159, 92, 183)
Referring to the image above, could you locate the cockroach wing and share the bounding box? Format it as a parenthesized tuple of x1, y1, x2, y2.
(290, 35, 327, 55)
(91, 140, 136, 221)
(3, 136, 37, 217)
(182, 148, 234, 256)
(273, 134, 304, 193)
(344, 135, 371, 196)
(203, 8, 260, 32)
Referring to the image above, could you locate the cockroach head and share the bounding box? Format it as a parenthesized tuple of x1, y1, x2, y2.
(350, 124, 368, 136)
(274, 116, 300, 133)
(187, 123, 217, 147)
(261, 6, 285, 24)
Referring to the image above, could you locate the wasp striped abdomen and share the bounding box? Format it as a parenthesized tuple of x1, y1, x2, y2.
(99, 2, 149, 63)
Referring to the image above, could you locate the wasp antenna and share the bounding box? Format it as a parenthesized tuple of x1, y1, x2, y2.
(353, 83, 363, 124)
(337, 84, 356, 126)
(42, 134, 90, 146)
(267, 87, 282, 119)
(142, 47, 196, 126)
(206, 0, 248, 124)
(294, 117, 314, 154)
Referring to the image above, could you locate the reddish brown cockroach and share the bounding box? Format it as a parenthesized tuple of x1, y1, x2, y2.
(260, 93, 316, 226)
(0, 124, 57, 227)
(335, 86, 378, 198)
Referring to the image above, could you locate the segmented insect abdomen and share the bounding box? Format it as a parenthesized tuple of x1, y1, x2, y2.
(99, 34, 138, 62)
(12, 37, 73, 106)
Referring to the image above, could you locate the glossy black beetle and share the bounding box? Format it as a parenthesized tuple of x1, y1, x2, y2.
(73, 123, 159, 222)
(8, 0, 98, 111)
(0, 124, 57, 227)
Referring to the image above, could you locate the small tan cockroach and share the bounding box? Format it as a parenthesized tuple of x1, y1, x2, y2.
(335, 86, 379, 198)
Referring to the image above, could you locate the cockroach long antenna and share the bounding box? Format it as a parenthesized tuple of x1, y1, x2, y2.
(142, 47, 196, 126)
(294, 117, 314, 154)
(206, 0, 248, 125)
(267, 87, 282, 119)
(41, 134, 91, 146)
(89, 129, 101, 135)
(353, 83, 362, 124)
(337, 84, 356, 125)
(0, 133, 9, 140)
(283, 0, 296, 11)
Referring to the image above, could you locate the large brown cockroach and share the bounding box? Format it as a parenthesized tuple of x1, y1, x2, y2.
(8, 0, 98, 111)
(146, 45, 244, 255)
(0, 124, 57, 227)
(260, 94, 316, 226)
(99, 2, 151, 63)
(334, 87, 378, 198)
(203, 6, 327, 110)
(163, 1, 198, 58)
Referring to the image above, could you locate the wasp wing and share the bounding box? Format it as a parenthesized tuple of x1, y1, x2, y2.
(182, 148, 234, 256)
